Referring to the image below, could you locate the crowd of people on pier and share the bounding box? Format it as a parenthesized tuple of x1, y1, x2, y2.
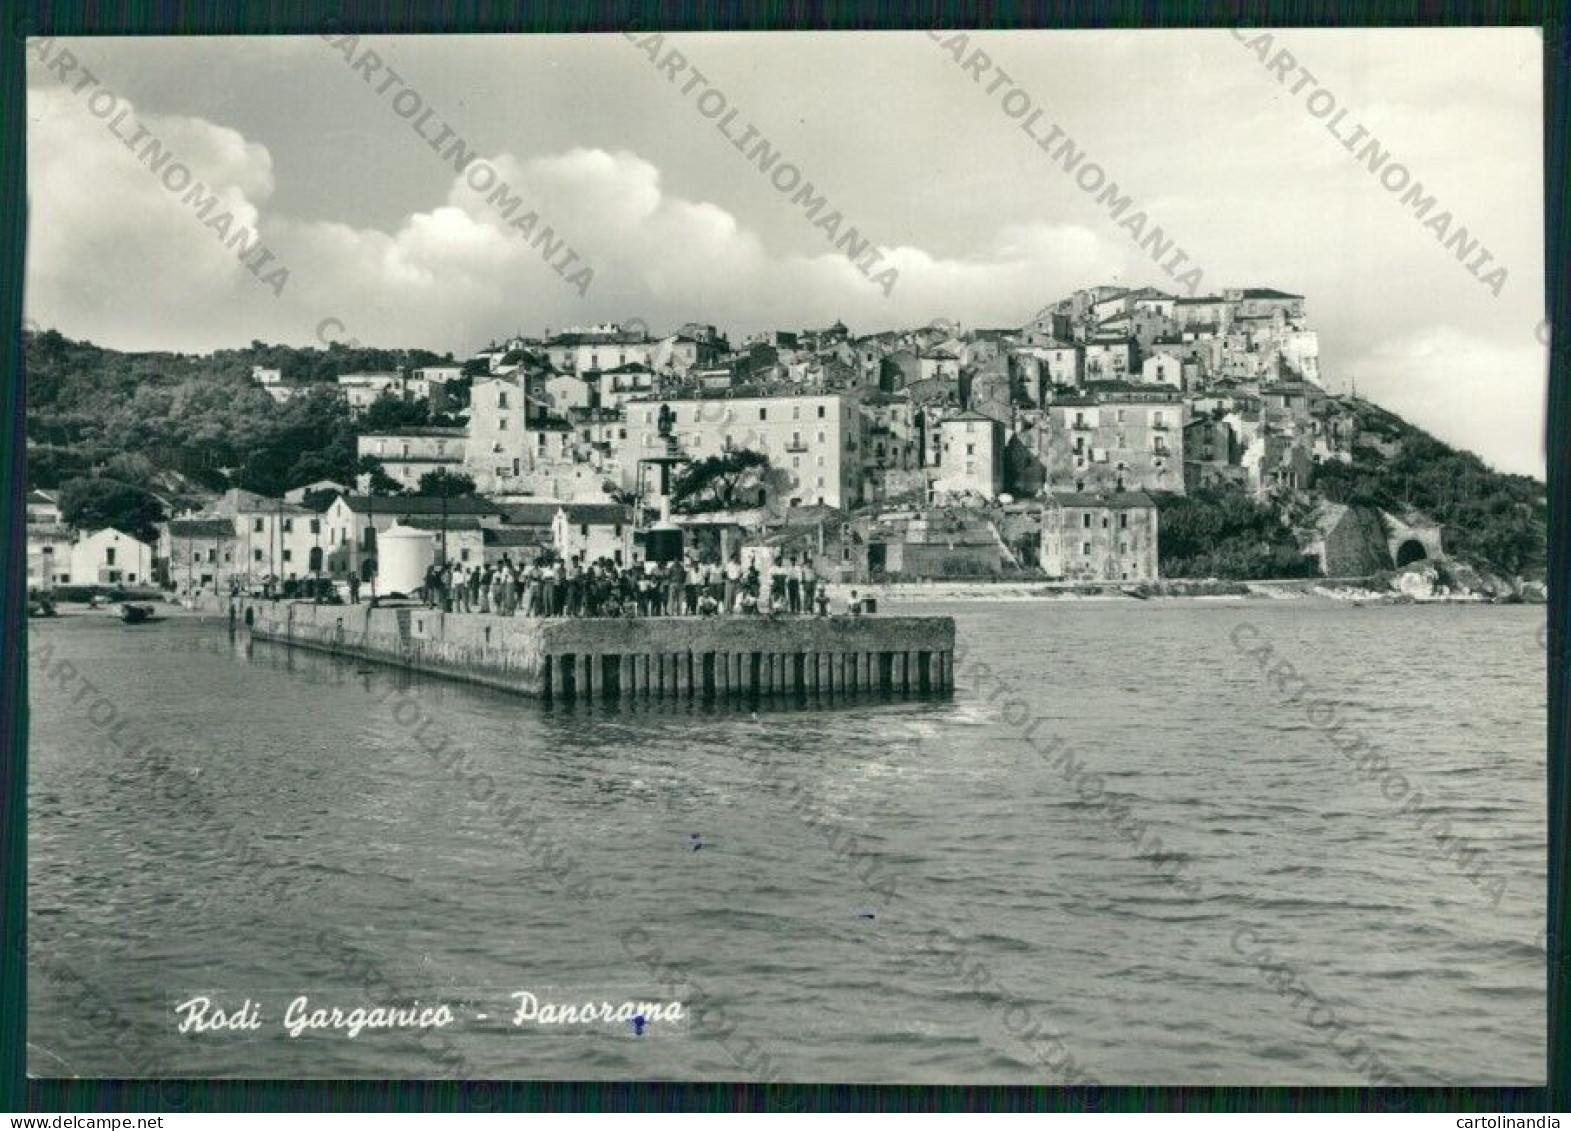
(418, 553, 864, 618)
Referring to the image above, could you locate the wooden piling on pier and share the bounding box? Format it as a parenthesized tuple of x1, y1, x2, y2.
(244, 604, 955, 706)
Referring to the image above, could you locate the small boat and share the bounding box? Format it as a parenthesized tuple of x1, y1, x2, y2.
(119, 603, 159, 624)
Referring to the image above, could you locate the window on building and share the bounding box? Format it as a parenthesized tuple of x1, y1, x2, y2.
(1082, 513, 1092, 529)
(105, 547, 117, 565)
(1119, 513, 1129, 529)
(254, 548, 264, 562)
(253, 518, 264, 533)
(283, 549, 293, 562)
(499, 417, 508, 431)
(498, 392, 508, 408)
(1082, 542, 1091, 556)
(759, 407, 768, 421)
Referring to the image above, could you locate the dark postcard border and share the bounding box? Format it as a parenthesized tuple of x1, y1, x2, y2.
(0, 0, 1564, 1114)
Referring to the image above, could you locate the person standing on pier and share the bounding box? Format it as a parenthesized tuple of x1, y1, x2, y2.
(769, 557, 787, 611)
(666, 558, 684, 617)
(801, 558, 817, 617)
(550, 558, 566, 617)
(786, 557, 802, 614)
(521, 565, 539, 618)
(724, 554, 741, 613)
(347, 571, 360, 605)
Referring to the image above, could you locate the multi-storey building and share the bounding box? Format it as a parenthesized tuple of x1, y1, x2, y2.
(70, 529, 155, 587)
(1083, 337, 1135, 382)
(933, 412, 1005, 500)
(1041, 491, 1160, 582)
(465, 375, 575, 493)
(544, 325, 658, 373)
(338, 371, 419, 417)
(201, 489, 331, 583)
(1045, 383, 1186, 495)
(860, 392, 923, 502)
(161, 517, 239, 594)
(620, 390, 863, 509)
(357, 427, 468, 490)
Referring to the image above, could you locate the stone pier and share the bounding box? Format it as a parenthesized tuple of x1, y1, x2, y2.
(240, 601, 955, 702)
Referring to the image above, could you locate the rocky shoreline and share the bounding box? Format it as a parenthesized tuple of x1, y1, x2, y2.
(859, 561, 1546, 606)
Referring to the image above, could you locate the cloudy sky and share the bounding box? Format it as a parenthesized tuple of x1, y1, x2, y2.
(24, 29, 1545, 475)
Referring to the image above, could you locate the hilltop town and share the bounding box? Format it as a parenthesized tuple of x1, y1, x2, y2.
(23, 284, 1548, 602)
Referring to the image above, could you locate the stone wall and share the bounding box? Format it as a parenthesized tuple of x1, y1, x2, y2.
(240, 601, 955, 702)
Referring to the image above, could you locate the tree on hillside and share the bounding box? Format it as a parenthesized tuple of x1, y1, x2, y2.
(58, 477, 165, 543)
(670, 450, 773, 512)
(1154, 487, 1318, 580)
(357, 456, 405, 496)
(415, 469, 477, 497)
(359, 395, 431, 431)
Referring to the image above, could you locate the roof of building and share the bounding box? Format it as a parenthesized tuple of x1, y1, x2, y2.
(483, 527, 553, 547)
(27, 489, 58, 506)
(547, 329, 650, 347)
(341, 494, 507, 516)
(502, 501, 632, 526)
(1235, 287, 1304, 299)
(359, 426, 468, 439)
(563, 502, 632, 525)
(1049, 490, 1157, 509)
(942, 410, 1001, 425)
(168, 518, 237, 538)
(207, 489, 317, 517)
(399, 516, 485, 532)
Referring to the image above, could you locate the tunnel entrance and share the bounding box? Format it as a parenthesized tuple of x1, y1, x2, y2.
(1395, 539, 1428, 567)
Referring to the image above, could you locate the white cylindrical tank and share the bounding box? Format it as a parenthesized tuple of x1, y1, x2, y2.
(378, 523, 434, 597)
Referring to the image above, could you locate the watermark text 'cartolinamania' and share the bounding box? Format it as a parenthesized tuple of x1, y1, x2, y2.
(928, 28, 1206, 297)
(29, 38, 291, 297)
(624, 27, 900, 299)
(321, 32, 594, 297)
(1229, 27, 1508, 298)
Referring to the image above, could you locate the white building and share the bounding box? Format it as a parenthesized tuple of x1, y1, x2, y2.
(620, 390, 863, 509)
(70, 528, 154, 586)
(464, 376, 576, 493)
(933, 412, 1004, 500)
(1141, 354, 1185, 389)
(551, 502, 634, 564)
(338, 371, 426, 417)
(356, 427, 468, 490)
(252, 365, 305, 404)
(544, 325, 658, 373)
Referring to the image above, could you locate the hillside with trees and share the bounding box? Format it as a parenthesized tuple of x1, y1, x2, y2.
(25, 329, 455, 537)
